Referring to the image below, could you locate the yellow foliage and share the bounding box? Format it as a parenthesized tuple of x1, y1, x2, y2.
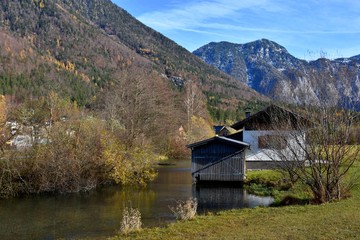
(47, 91, 79, 123)
(19, 50, 26, 60)
(0, 95, 6, 127)
(65, 61, 75, 71)
(186, 116, 214, 143)
(102, 133, 157, 186)
(140, 48, 152, 54)
(102, 136, 130, 185)
(27, 35, 36, 45)
(39, 1, 45, 9)
(126, 59, 132, 66)
(43, 53, 78, 74)
(80, 73, 91, 83)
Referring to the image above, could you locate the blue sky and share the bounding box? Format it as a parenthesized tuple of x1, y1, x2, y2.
(112, 0, 360, 60)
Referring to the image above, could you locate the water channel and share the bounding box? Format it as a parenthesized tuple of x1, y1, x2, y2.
(0, 160, 273, 239)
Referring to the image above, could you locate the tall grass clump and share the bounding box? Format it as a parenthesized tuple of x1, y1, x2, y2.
(119, 206, 142, 235)
(169, 197, 198, 220)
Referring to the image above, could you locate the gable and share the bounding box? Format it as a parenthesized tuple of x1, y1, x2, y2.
(192, 139, 244, 155)
(231, 104, 308, 131)
(187, 136, 249, 149)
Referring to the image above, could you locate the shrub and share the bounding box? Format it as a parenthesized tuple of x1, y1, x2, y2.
(169, 197, 198, 221)
(245, 170, 284, 187)
(119, 207, 142, 235)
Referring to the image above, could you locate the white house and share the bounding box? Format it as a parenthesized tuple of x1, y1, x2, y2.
(10, 135, 33, 150)
(187, 104, 309, 182)
(229, 104, 308, 170)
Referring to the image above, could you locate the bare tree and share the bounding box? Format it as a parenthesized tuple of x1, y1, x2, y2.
(184, 79, 206, 132)
(184, 79, 198, 132)
(264, 103, 359, 203)
(0, 95, 9, 154)
(102, 70, 180, 151)
(183, 79, 212, 143)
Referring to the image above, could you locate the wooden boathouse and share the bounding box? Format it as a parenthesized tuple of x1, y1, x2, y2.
(187, 136, 249, 182)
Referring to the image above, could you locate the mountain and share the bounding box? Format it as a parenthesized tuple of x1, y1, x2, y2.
(193, 39, 360, 106)
(0, 0, 265, 113)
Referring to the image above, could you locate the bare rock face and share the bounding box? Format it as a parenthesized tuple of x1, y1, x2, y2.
(194, 39, 360, 107)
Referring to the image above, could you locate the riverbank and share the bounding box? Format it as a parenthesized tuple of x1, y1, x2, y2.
(111, 185, 360, 240)
(111, 162, 360, 240)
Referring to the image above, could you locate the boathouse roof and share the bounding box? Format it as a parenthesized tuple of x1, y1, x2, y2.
(187, 136, 249, 149)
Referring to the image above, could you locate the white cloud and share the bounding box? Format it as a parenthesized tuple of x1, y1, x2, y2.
(137, 0, 360, 35)
(138, 0, 281, 31)
(132, 0, 360, 58)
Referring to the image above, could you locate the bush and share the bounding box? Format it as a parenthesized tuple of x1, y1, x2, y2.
(0, 154, 28, 198)
(119, 207, 142, 235)
(245, 170, 286, 187)
(244, 169, 313, 205)
(27, 118, 107, 193)
(0, 117, 159, 198)
(102, 134, 158, 186)
(169, 197, 198, 221)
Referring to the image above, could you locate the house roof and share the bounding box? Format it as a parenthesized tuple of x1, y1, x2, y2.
(218, 126, 237, 135)
(186, 136, 249, 149)
(213, 125, 224, 134)
(226, 130, 243, 141)
(230, 104, 308, 130)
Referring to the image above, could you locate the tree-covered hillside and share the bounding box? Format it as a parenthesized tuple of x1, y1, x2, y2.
(0, 0, 266, 109)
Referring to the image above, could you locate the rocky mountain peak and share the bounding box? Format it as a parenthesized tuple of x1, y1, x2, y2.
(193, 40, 360, 106)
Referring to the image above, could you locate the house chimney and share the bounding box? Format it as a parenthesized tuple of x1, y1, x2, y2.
(245, 111, 251, 118)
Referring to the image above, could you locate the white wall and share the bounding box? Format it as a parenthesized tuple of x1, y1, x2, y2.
(243, 130, 306, 161)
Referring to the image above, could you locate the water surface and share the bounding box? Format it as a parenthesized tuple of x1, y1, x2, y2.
(0, 160, 273, 239)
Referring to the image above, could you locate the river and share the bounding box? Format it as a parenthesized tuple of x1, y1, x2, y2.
(0, 160, 273, 239)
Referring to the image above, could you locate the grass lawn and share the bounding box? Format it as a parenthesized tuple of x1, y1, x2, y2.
(111, 162, 360, 240)
(111, 186, 359, 240)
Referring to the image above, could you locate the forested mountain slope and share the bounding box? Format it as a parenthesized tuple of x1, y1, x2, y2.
(0, 0, 266, 113)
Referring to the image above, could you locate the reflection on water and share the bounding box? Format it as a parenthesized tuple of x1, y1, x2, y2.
(0, 160, 273, 240)
(194, 185, 273, 213)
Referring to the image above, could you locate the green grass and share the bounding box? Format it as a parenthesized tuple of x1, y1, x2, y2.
(245, 170, 284, 187)
(244, 170, 313, 205)
(111, 185, 360, 240)
(110, 164, 360, 240)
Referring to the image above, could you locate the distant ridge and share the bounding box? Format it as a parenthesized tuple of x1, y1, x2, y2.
(194, 39, 360, 106)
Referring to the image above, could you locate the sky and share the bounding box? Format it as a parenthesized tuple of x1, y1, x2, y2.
(112, 0, 360, 60)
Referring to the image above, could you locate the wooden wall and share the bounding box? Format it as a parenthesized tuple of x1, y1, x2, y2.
(191, 140, 241, 172)
(191, 139, 246, 182)
(193, 152, 245, 181)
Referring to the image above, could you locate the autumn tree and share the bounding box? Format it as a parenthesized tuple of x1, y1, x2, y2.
(28, 118, 106, 193)
(184, 79, 201, 132)
(0, 95, 6, 126)
(183, 79, 213, 143)
(101, 69, 181, 153)
(265, 103, 359, 203)
(0, 96, 21, 152)
(11, 97, 49, 144)
(0, 95, 9, 154)
(47, 91, 79, 126)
